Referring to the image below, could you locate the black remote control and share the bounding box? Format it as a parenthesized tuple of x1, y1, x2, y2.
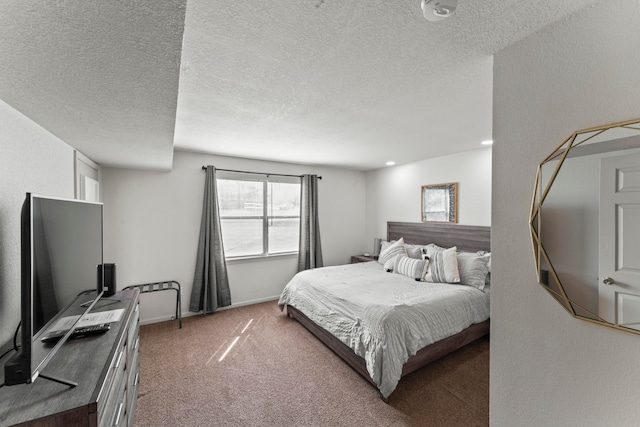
(41, 323, 111, 344)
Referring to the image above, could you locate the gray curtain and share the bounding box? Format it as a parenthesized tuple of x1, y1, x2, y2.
(298, 174, 323, 271)
(189, 166, 232, 313)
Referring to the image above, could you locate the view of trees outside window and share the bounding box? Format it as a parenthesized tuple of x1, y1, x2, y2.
(217, 178, 300, 258)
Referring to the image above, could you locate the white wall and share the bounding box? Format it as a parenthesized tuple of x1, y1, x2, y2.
(364, 148, 492, 246)
(491, 0, 640, 425)
(101, 150, 366, 324)
(0, 99, 76, 348)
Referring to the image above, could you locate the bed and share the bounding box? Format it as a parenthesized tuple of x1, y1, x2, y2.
(278, 221, 491, 400)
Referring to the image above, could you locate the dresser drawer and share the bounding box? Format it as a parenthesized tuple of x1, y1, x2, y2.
(126, 360, 140, 427)
(104, 375, 127, 427)
(127, 303, 139, 352)
(98, 343, 127, 427)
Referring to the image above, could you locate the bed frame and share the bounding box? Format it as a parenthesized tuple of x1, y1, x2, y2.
(285, 221, 491, 400)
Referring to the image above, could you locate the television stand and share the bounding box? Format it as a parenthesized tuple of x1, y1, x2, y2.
(0, 289, 140, 427)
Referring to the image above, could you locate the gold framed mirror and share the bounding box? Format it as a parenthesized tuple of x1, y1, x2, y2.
(421, 182, 457, 223)
(530, 118, 640, 335)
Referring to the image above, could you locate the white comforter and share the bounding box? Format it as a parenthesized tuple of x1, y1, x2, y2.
(278, 261, 490, 398)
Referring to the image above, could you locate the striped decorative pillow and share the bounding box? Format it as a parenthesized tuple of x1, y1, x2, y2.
(383, 257, 396, 272)
(378, 238, 407, 265)
(424, 246, 460, 283)
(393, 255, 429, 281)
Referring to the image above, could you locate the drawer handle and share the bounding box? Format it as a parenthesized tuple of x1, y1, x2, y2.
(115, 349, 124, 369)
(134, 372, 139, 386)
(134, 336, 139, 350)
(135, 303, 139, 313)
(113, 402, 124, 426)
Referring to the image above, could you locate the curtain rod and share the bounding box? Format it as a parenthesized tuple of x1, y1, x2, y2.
(201, 166, 322, 179)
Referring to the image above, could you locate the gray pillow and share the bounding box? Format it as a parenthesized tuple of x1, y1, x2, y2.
(404, 244, 425, 259)
(457, 252, 490, 290)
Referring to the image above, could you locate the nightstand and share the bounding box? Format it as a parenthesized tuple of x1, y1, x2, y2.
(351, 254, 378, 264)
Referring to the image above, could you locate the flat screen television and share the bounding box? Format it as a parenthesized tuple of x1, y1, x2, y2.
(4, 193, 104, 386)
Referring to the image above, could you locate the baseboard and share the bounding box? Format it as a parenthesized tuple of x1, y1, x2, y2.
(139, 311, 197, 326)
(138, 295, 281, 326)
(218, 295, 280, 311)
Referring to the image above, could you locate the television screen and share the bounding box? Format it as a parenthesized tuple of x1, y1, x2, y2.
(4, 194, 104, 386)
(31, 195, 103, 334)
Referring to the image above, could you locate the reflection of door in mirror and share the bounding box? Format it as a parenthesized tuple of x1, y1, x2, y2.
(540, 156, 600, 320)
(532, 118, 640, 334)
(599, 153, 640, 331)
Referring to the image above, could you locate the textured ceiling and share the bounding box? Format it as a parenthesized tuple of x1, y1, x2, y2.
(1, 0, 603, 171)
(0, 0, 186, 170)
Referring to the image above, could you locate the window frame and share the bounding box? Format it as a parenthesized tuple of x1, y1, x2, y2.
(217, 171, 301, 260)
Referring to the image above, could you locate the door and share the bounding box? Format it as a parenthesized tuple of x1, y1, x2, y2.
(599, 153, 640, 330)
(75, 150, 101, 202)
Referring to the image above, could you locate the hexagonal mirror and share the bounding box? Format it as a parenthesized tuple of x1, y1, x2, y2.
(531, 118, 640, 335)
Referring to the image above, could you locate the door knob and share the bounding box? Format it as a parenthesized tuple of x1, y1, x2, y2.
(603, 277, 614, 285)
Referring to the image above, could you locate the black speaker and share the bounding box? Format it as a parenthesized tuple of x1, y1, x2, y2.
(99, 263, 117, 297)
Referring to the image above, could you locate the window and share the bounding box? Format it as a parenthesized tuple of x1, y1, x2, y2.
(217, 172, 301, 258)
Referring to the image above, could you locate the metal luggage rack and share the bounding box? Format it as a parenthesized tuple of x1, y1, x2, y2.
(123, 280, 182, 328)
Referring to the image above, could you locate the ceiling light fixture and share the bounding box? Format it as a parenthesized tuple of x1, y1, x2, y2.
(421, 0, 458, 22)
(386, 161, 396, 166)
(481, 140, 494, 145)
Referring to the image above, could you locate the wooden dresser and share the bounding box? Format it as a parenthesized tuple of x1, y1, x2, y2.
(0, 289, 140, 427)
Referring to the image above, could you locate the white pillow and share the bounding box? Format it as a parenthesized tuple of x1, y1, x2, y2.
(380, 239, 423, 259)
(393, 255, 429, 281)
(424, 246, 460, 283)
(379, 240, 392, 255)
(378, 238, 407, 265)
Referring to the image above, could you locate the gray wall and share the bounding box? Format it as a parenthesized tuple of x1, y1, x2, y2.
(101, 150, 367, 324)
(491, 0, 640, 424)
(0, 99, 75, 348)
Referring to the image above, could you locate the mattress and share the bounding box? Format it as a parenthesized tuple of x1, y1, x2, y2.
(278, 261, 490, 398)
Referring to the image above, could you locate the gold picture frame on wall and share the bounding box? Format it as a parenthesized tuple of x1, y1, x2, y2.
(421, 182, 458, 223)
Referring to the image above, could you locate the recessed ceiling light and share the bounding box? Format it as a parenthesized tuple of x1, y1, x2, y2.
(386, 161, 396, 166)
(481, 140, 493, 145)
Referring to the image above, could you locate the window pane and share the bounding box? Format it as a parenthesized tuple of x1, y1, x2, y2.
(217, 180, 264, 217)
(268, 218, 300, 254)
(217, 176, 301, 259)
(268, 182, 300, 217)
(220, 218, 263, 257)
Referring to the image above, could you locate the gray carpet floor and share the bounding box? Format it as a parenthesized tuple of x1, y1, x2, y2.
(133, 300, 489, 427)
